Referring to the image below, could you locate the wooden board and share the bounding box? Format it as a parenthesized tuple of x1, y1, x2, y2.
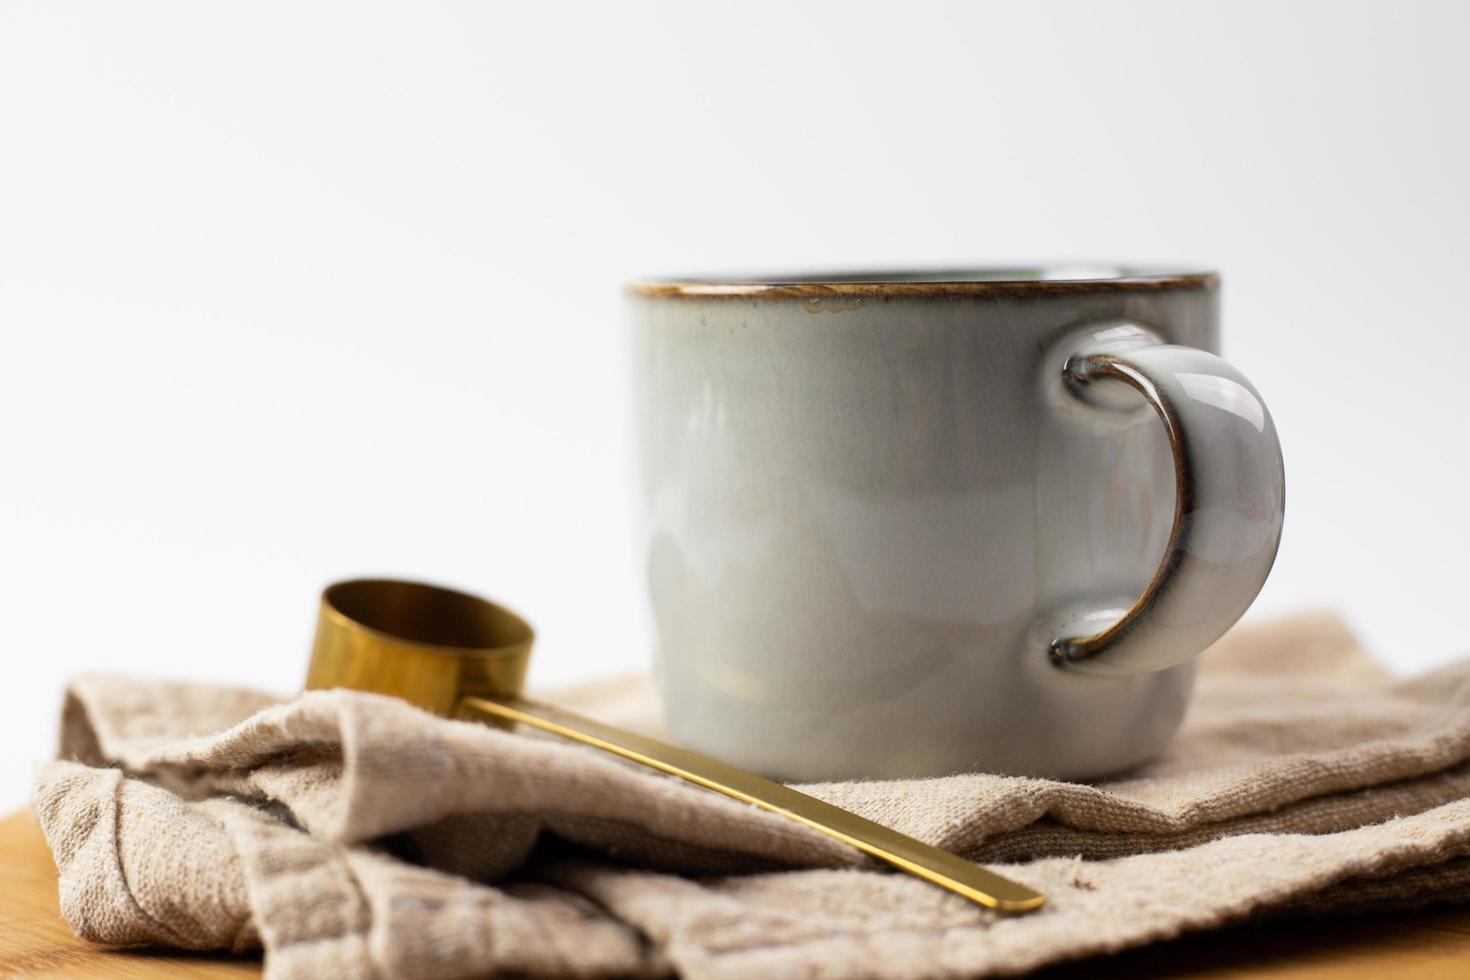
(4, 806, 1470, 978)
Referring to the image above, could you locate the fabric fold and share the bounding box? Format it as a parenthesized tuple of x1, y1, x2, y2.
(35, 612, 1470, 978)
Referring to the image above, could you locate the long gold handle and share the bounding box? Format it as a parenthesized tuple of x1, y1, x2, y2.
(458, 694, 1044, 913)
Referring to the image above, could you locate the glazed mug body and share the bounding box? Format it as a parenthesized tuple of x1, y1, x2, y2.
(632, 269, 1282, 781)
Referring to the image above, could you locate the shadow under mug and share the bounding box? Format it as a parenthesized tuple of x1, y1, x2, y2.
(631, 267, 1283, 781)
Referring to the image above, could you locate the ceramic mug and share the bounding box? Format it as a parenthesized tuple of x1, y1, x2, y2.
(632, 268, 1283, 781)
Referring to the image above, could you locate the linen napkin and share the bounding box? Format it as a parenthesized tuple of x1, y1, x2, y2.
(34, 613, 1470, 978)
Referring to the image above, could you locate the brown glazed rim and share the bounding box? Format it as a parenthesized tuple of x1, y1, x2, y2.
(627, 267, 1219, 300)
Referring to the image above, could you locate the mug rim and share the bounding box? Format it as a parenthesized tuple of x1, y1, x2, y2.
(627, 265, 1217, 299)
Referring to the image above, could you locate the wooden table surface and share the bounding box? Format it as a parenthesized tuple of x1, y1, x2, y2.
(5, 808, 1470, 978)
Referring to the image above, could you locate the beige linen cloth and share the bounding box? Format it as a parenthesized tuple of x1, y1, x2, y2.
(33, 612, 1470, 978)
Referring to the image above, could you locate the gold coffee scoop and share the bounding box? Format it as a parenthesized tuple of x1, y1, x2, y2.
(305, 578, 1043, 913)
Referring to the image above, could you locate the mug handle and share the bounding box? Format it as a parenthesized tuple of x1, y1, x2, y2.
(1049, 325, 1285, 677)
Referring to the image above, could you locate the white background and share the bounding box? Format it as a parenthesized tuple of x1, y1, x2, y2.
(3, 0, 1468, 812)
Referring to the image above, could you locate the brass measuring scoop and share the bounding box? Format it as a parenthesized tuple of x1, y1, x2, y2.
(305, 578, 1044, 913)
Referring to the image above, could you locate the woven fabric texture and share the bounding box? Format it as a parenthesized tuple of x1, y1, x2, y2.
(34, 613, 1470, 978)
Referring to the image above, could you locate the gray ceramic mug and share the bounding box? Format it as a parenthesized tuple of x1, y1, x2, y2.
(632, 268, 1283, 781)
